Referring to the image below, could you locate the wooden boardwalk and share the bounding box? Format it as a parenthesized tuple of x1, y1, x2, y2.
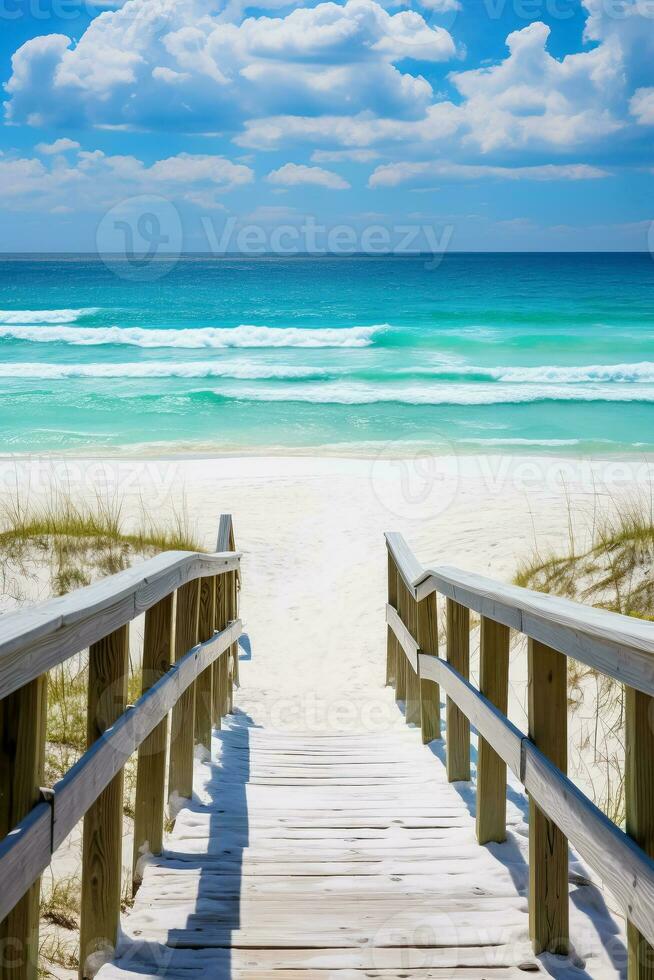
(3, 515, 653, 980)
(100, 723, 540, 980)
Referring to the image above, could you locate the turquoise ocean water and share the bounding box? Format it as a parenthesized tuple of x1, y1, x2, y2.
(0, 253, 653, 456)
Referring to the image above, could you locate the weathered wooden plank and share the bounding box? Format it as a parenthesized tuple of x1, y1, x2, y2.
(195, 577, 216, 752)
(417, 563, 654, 697)
(385, 604, 418, 672)
(0, 802, 51, 927)
(214, 574, 231, 721)
(476, 617, 510, 845)
(445, 599, 470, 782)
(169, 580, 201, 805)
(395, 575, 407, 706)
(133, 593, 175, 890)
(626, 684, 654, 978)
(384, 531, 424, 593)
(528, 639, 568, 956)
(0, 550, 240, 702)
(0, 674, 47, 980)
(417, 591, 440, 743)
(80, 624, 130, 979)
(386, 551, 398, 687)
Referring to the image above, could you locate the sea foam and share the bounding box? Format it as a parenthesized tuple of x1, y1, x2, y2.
(0, 309, 99, 324)
(0, 324, 386, 348)
(0, 362, 329, 381)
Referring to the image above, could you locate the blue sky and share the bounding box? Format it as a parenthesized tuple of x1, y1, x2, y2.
(0, 0, 652, 251)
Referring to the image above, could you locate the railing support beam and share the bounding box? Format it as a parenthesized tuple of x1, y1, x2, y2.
(168, 580, 200, 807)
(401, 582, 421, 726)
(626, 685, 654, 979)
(395, 569, 407, 708)
(386, 552, 398, 688)
(132, 593, 174, 893)
(528, 638, 568, 956)
(195, 577, 216, 753)
(0, 675, 46, 980)
(446, 599, 470, 782)
(476, 617, 510, 844)
(417, 592, 440, 743)
(80, 624, 129, 979)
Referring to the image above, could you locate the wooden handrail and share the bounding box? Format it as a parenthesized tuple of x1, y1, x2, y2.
(386, 531, 654, 696)
(0, 515, 242, 980)
(0, 549, 240, 701)
(385, 531, 654, 975)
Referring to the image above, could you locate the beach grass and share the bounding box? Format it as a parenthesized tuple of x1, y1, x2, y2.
(515, 493, 654, 620)
(515, 493, 654, 826)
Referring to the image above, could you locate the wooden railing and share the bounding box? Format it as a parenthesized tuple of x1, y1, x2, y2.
(385, 531, 654, 979)
(0, 514, 242, 980)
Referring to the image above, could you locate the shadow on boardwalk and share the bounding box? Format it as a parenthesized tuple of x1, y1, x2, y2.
(115, 709, 259, 979)
(427, 732, 628, 980)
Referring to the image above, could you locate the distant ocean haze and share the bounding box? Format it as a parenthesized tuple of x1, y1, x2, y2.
(0, 253, 652, 455)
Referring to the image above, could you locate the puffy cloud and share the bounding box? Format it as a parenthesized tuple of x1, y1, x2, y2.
(311, 148, 379, 162)
(369, 160, 611, 187)
(448, 22, 624, 152)
(0, 148, 253, 212)
(4, 0, 454, 131)
(582, 0, 654, 86)
(267, 162, 350, 188)
(35, 138, 81, 155)
(630, 87, 654, 124)
(236, 21, 628, 154)
(237, 102, 461, 148)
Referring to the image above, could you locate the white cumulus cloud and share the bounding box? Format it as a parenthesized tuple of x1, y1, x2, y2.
(4, 0, 455, 131)
(369, 160, 611, 187)
(267, 163, 350, 188)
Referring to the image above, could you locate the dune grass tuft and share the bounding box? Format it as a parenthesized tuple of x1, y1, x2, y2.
(515, 492, 654, 826)
(515, 493, 654, 620)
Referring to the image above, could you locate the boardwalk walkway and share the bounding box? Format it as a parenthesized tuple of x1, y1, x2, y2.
(100, 721, 544, 980)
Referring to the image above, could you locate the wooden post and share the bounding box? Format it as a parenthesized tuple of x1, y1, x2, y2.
(231, 571, 240, 689)
(404, 586, 421, 727)
(476, 617, 510, 844)
(386, 552, 398, 688)
(132, 594, 174, 892)
(226, 569, 238, 713)
(0, 675, 47, 980)
(395, 572, 407, 706)
(195, 577, 216, 753)
(168, 580, 200, 807)
(417, 591, 440, 743)
(80, 624, 129, 979)
(528, 638, 569, 956)
(626, 685, 654, 979)
(446, 599, 470, 782)
(213, 574, 230, 722)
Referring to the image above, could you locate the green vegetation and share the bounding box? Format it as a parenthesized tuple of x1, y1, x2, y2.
(0, 493, 203, 598)
(515, 495, 654, 620)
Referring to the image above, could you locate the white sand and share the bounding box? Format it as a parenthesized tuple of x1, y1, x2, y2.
(2, 451, 650, 731)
